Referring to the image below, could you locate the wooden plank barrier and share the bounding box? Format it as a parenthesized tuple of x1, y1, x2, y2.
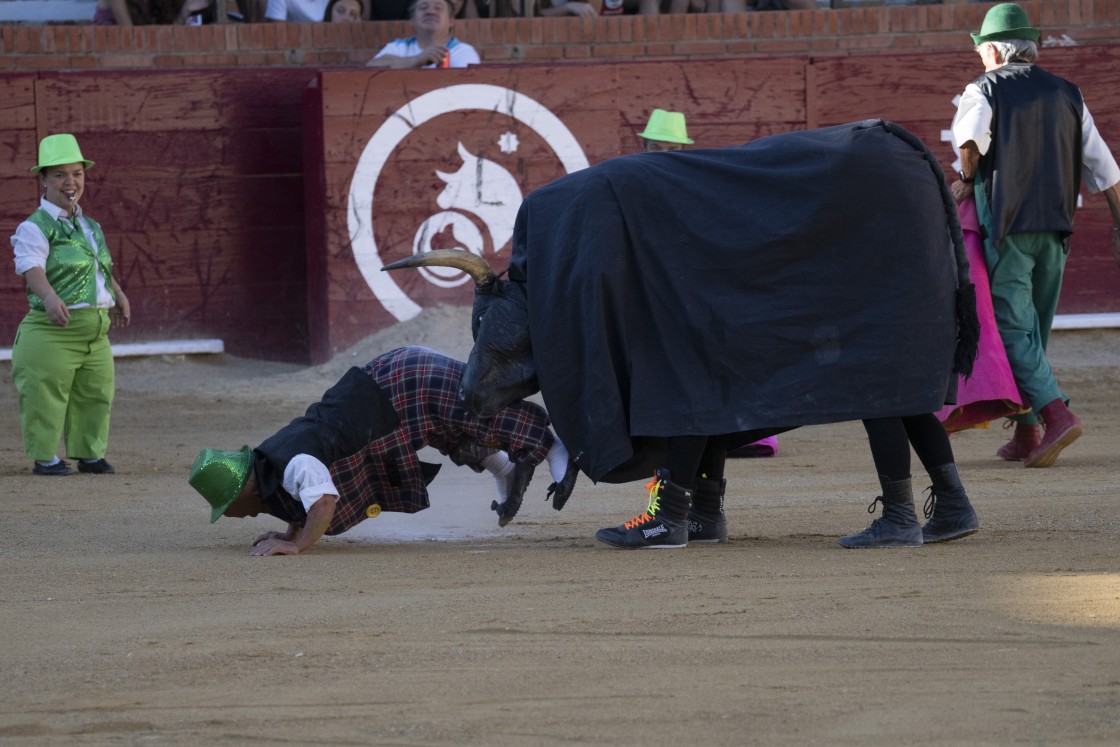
(2, 47, 1118, 363)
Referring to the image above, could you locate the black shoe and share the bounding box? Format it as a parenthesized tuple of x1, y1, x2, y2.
(595, 471, 689, 549)
(33, 460, 72, 476)
(687, 510, 728, 544)
(77, 458, 116, 474)
(838, 477, 922, 549)
(921, 490, 979, 544)
(491, 461, 535, 527)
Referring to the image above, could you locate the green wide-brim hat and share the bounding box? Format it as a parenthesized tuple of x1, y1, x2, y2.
(971, 3, 1041, 45)
(30, 133, 95, 174)
(189, 445, 253, 523)
(638, 108, 694, 146)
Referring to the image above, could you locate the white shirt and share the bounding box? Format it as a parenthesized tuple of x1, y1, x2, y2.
(952, 81, 1120, 194)
(265, 0, 330, 22)
(374, 37, 480, 68)
(283, 454, 340, 511)
(10, 197, 115, 309)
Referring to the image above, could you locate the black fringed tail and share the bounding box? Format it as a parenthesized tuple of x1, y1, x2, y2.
(954, 283, 979, 379)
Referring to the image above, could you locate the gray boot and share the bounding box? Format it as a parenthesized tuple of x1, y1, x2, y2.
(688, 476, 728, 544)
(838, 475, 923, 549)
(921, 463, 980, 543)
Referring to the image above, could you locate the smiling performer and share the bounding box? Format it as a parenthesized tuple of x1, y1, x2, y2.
(9, 134, 131, 477)
(188, 346, 577, 556)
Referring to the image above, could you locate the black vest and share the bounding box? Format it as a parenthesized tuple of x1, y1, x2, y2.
(974, 62, 1083, 244)
(253, 367, 401, 524)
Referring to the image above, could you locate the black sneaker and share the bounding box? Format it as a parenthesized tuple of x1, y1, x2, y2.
(687, 510, 728, 544)
(77, 458, 116, 474)
(33, 460, 72, 476)
(595, 473, 688, 549)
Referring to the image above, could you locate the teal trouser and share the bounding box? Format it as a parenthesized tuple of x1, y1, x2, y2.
(11, 308, 115, 461)
(984, 232, 1068, 425)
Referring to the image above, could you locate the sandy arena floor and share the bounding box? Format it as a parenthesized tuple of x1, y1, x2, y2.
(1, 309, 1119, 745)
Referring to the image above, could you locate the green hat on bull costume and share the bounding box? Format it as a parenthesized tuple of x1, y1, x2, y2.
(970, 3, 1041, 45)
(639, 109, 694, 146)
(30, 133, 95, 174)
(189, 446, 253, 523)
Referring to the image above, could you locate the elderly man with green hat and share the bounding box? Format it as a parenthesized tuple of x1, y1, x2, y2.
(188, 346, 576, 556)
(638, 109, 694, 153)
(9, 134, 131, 476)
(950, 2, 1120, 469)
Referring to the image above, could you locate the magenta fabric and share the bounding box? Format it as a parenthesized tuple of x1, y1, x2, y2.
(727, 435, 779, 458)
(937, 197, 1028, 432)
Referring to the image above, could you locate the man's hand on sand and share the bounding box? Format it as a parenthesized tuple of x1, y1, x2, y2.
(251, 534, 300, 556)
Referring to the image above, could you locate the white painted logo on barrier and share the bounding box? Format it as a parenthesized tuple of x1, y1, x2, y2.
(348, 83, 590, 321)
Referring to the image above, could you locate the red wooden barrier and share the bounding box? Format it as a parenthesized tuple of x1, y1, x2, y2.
(2, 46, 1118, 363)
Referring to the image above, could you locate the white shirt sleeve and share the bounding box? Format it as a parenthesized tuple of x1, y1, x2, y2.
(11, 220, 49, 276)
(951, 84, 992, 155)
(450, 41, 480, 68)
(282, 454, 340, 512)
(265, 0, 288, 20)
(1080, 104, 1120, 194)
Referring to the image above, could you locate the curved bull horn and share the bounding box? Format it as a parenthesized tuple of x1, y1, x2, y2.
(381, 249, 496, 286)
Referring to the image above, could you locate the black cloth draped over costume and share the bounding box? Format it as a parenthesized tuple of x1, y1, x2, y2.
(509, 119, 972, 483)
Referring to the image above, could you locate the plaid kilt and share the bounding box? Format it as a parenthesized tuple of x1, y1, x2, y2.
(325, 346, 553, 535)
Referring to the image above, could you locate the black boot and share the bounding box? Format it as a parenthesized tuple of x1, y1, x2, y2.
(921, 463, 980, 543)
(596, 468, 690, 549)
(688, 476, 728, 544)
(838, 475, 923, 549)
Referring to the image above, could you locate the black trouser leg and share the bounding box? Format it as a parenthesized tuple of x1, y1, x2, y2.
(664, 435, 709, 490)
(862, 417, 911, 482)
(901, 412, 954, 473)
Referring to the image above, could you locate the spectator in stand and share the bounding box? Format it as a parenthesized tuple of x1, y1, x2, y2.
(367, 0, 479, 69)
(266, 0, 328, 22)
(640, 0, 813, 13)
(324, 0, 364, 20)
(637, 108, 693, 152)
(93, 0, 213, 25)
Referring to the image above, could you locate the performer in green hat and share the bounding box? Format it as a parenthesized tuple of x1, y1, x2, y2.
(637, 109, 694, 152)
(949, 3, 1120, 469)
(10, 134, 131, 476)
(188, 346, 577, 556)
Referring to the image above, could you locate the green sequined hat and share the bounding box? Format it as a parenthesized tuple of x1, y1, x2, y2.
(188, 446, 253, 523)
(971, 4, 1041, 45)
(31, 134, 95, 174)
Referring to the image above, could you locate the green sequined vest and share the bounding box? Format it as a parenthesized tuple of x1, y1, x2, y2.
(25, 208, 114, 311)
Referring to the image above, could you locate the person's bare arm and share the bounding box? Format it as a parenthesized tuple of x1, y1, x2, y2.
(109, 276, 130, 328)
(250, 494, 337, 556)
(105, 0, 133, 25)
(23, 267, 69, 327)
(1103, 182, 1120, 268)
(951, 141, 980, 204)
(366, 46, 449, 68)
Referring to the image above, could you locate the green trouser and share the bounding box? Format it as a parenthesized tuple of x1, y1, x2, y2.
(989, 232, 1067, 425)
(11, 308, 115, 461)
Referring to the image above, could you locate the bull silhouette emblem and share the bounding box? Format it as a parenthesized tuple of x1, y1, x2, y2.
(412, 143, 522, 288)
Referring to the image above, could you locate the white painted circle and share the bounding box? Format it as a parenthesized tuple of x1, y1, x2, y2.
(347, 83, 591, 321)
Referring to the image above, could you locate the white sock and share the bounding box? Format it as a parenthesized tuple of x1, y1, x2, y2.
(482, 451, 515, 503)
(36, 456, 61, 466)
(546, 435, 569, 483)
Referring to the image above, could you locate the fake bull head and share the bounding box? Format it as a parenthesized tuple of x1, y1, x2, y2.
(382, 250, 538, 417)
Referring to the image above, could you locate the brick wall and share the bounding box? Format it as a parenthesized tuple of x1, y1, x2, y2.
(1, 0, 1118, 71)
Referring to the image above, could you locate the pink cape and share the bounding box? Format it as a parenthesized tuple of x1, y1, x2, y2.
(936, 198, 1028, 432)
(727, 435, 779, 458)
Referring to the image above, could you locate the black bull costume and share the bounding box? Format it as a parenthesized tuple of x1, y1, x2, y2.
(386, 120, 978, 487)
